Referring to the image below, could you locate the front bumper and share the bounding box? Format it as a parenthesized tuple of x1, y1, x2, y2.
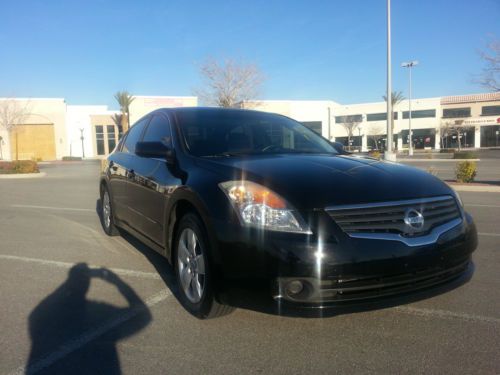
(212, 211, 478, 310)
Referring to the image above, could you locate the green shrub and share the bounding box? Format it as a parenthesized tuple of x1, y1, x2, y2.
(368, 150, 381, 159)
(0, 160, 39, 174)
(453, 151, 478, 159)
(455, 161, 477, 183)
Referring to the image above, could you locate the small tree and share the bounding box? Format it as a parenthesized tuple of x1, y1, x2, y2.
(440, 120, 474, 151)
(367, 125, 384, 150)
(339, 115, 362, 150)
(0, 98, 32, 160)
(114, 91, 135, 133)
(195, 58, 264, 108)
(477, 37, 499, 92)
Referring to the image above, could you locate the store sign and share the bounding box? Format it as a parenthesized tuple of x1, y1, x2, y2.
(463, 117, 497, 125)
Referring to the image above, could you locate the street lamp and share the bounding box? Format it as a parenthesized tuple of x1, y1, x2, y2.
(358, 126, 363, 152)
(384, 0, 395, 161)
(79, 128, 85, 158)
(401, 60, 418, 156)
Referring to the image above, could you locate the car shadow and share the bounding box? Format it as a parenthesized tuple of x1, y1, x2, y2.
(95, 199, 475, 320)
(95, 199, 179, 298)
(25, 263, 151, 375)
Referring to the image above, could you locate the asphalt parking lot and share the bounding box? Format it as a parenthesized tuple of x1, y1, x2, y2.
(0, 161, 499, 374)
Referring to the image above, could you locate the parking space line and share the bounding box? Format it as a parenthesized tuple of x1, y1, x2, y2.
(394, 305, 500, 325)
(0, 254, 162, 280)
(478, 232, 500, 237)
(8, 289, 171, 375)
(10, 204, 94, 212)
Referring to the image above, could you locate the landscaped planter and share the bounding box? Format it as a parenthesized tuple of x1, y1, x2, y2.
(0, 160, 40, 174)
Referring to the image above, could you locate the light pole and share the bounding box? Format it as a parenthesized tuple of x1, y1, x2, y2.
(358, 126, 363, 152)
(384, 0, 395, 161)
(79, 128, 85, 158)
(402, 60, 418, 156)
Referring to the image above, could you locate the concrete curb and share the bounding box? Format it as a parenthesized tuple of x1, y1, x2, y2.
(401, 159, 480, 162)
(0, 172, 47, 179)
(447, 183, 500, 193)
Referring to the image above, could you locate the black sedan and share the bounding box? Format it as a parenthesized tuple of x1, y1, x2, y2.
(99, 107, 477, 318)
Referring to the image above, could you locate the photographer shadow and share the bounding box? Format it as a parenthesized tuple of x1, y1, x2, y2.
(26, 263, 151, 375)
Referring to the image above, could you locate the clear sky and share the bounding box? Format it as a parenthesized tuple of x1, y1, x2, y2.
(0, 0, 498, 109)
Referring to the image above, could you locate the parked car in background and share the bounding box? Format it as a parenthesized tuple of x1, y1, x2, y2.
(99, 107, 477, 318)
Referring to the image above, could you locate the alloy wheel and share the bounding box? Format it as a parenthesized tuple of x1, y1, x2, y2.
(177, 228, 206, 303)
(103, 190, 111, 229)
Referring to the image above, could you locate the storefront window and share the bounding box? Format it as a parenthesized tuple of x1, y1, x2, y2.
(335, 135, 361, 151)
(401, 128, 436, 149)
(107, 125, 116, 152)
(480, 125, 500, 147)
(95, 125, 105, 155)
(441, 128, 475, 149)
(301, 121, 322, 135)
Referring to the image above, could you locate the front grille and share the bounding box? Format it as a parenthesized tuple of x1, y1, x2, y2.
(326, 196, 460, 237)
(322, 259, 470, 301)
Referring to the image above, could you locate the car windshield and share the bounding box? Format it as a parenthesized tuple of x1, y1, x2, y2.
(177, 110, 337, 157)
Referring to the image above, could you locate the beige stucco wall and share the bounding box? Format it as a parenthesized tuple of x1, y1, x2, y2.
(241, 100, 339, 140)
(129, 96, 198, 125)
(0, 98, 66, 160)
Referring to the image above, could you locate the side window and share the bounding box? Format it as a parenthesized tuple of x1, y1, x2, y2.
(122, 117, 150, 154)
(142, 115, 173, 146)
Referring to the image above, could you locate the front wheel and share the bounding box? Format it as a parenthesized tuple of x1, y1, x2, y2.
(174, 213, 233, 319)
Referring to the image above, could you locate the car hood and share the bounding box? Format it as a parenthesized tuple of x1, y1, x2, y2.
(195, 154, 453, 209)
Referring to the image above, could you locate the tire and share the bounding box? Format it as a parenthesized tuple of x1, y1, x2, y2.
(173, 213, 234, 319)
(101, 185, 120, 236)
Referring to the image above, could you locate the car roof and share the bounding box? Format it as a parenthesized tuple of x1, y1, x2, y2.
(151, 106, 276, 117)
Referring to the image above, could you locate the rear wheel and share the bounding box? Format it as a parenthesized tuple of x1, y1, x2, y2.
(101, 185, 119, 236)
(174, 213, 233, 319)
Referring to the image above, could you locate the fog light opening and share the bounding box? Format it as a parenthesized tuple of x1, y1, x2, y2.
(286, 280, 304, 295)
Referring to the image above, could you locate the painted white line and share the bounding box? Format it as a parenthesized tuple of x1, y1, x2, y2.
(11, 204, 94, 212)
(0, 254, 162, 280)
(8, 289, 171, 375)
(478, 232, 500, 237)
(394, 305, 500, 325)
(466, 204, 500, 208)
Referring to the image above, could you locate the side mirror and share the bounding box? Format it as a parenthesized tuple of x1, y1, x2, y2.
(135, 141, 176, 164)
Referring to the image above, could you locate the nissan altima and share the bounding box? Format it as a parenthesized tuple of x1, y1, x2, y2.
(99, 107, 477, 318)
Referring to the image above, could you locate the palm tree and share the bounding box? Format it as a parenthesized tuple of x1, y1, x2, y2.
(114, 91, 135, 133)
(383, 91, 405, 149)
(111, 113, 123, 137)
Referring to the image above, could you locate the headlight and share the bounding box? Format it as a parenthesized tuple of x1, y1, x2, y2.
(219, 181, 311, 234)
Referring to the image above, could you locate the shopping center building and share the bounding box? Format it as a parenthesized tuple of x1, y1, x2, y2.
(0, 96, 196, 160)
(0, 92, 498, 160)
(241, 92, 500, 152)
